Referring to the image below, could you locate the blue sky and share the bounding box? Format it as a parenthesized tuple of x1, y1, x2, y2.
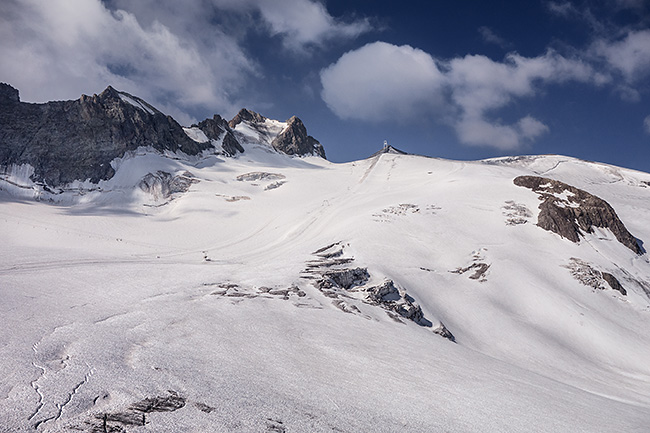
(1, 0, 649, 172)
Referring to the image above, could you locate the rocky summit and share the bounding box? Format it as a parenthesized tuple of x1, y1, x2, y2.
(229, 108, 326, 158)
(0, 84, 209, 187)
(0, 84, 326, 189)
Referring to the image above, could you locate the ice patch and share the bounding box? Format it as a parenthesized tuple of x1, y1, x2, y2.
(119, 93, 156, 115)
(183, 127, 210, 143)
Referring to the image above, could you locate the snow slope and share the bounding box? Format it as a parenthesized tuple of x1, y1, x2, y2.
(1, 146, 650, 432)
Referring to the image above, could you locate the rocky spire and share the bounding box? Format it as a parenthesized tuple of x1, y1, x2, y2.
(271, 116, 326, 159)
(228, 108, 267, 129)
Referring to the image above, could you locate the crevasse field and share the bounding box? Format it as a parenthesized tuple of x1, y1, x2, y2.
(1, 141, 650, 432)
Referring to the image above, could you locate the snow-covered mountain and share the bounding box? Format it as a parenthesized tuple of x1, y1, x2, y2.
(1, 86, 650, 432)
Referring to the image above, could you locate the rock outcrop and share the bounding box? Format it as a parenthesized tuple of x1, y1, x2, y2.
(271, 116, 326, 159)
(228, 108, 267, 129)
(565, 258, 627, 296)
(514, 175, 643, 254)
(195, 115, 243, 156)
(303, 242, 454, 341)
(138, 171, 198, 201)
(0, 84, 211, 187)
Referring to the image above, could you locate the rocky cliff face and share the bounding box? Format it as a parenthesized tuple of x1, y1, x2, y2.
(0, 84, 327, 189)
(0, 84, 210, 187)
(271, 116, 326, 159)
(195, 115, 244, 157)
(514, 175, 643, 254)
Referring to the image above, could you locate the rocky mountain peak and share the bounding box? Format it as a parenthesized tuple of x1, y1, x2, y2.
(271, 115, 326, 159)
(227, 108, 326, 159)
(228, 108, 267, 129)
(0, 84, 210, 187)
(99, 85, 120, 99)
(0, 83, 328, 190)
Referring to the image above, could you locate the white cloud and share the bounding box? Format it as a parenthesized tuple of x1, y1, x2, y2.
(592, 30, 650, 82)
(320, 42, 446, 121)
(0, 0, 256, 122)
(115, 0, 372, 52)
(321, 43, 596, 149)
(445, 51, 594, 148)
(454, 116, 549, 150)
(253, 0, 371, 51)
(0, 0, 370, 122)
(644, 115, 650, 135)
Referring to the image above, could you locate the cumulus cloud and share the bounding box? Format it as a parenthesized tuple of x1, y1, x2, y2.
(251, 0, 371, 51)
(592, 30, 650, 83)
(320, 42, 445, 121)
(115, 0, 371, 52)
(321, 43, 596, 149)
(0, 0, 370, 122)
(0, 0, 256, 122)
(644, 115, 650, 135)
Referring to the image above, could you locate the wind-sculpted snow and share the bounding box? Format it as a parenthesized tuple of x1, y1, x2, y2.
(1, 148, 650, 432)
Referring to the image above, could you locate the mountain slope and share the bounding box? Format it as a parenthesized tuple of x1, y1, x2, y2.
(1, 142, 650, 432)
(0, 84, 325, 192)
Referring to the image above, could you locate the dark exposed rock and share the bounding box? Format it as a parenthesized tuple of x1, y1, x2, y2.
(271, 116, 326, 159)
(90, 391, 185, 433)
(138, 171, 198, 200)
(228, 108, 267, 129)
(129, 390, 186, 413)
(433, 323, 456, 342)
(514, 176, 643, 254)
(221, 131, 244, 157)
(0, 83, 19, 104)
(451, 262, 490, 281)
(195, 115, 244, 156)
(602, 272, 627, 296)
(264, 181, 286, 191)
(236, 172, 286, 182)
(0, 84, 211, 187)
(316, 267, 370, 290)
(365, 280, 428, 326)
